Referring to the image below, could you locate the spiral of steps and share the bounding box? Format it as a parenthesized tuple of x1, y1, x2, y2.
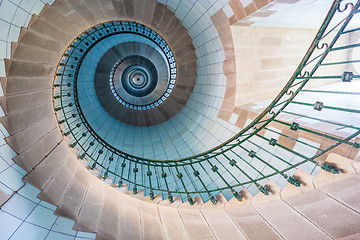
(0, 0, 360, 239)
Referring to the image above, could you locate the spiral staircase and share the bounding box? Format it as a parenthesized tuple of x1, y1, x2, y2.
(0, 0, 360, 239)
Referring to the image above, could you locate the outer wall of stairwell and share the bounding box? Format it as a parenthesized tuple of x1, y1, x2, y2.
(1, 1, 360, 240)
(214, 0, 275, 121)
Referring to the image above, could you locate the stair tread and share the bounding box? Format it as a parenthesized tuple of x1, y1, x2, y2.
(74, 177, 107, 233)
(55, 166, 92, 220)
(24, 141, 70, 190)
(37, 154, 81, 206)
(13, 128, 62, 172)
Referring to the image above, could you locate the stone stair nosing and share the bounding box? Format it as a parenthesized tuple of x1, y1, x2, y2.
(157, 197, 191, 240)
(140, 0, 156, 28)
(252, 184, 332, 240)
(82, 0, 108, 24)
(200, 193, 248, 240)
(96, 186, 121, 240)
(36, 153, 81, 206)
(3, 76, 53, 97)
(12, 128, 62, 172)
(122, 0, 135, 21)
(0, 102, 54, 135)
(178, 195, 216, 240)
(96, 0, 117, 22)
(23, 141, 70, 190)
(38, 3, 82, 37)
(56, 0, 98, 28)
(4, 58, 56, 78)
(27, 15, 74, 44)
(10, 42, 61, 64)
(17, 27, 66, 55)
(51, 0, 90, 31)
(73, 176, 107, 233)
(118, 193, 142, 239)
(0, 88, 51, 115)
(1, 89, 54, 117)
(151, 2, 167, 31)
(225, 188, 283, 240)
(280, 153, 360, 239)
(138, 197, 166, 240)
(110, 0, 126, 21)
(54, 165, 92, 220)
(5, 114, 58, 154)
(0, 77, 7, 95)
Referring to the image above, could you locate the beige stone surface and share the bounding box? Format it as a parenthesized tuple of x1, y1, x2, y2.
(157, 205, 189, 240)
(37, 154, 80, 205)
(139, 200, 165, 240)
(97, 186, 121, 239)
(5, 59, 56, 78)
(254, 199, 332, 240)
(201, 194, 247, 240)
(178, 196, 215, 240)
(13, 128, 62, 172)
(225, 195, 282, 240)
(0, 189, 9, 207)
(24, 142, 70, 189)
(12, 42, 60, 64)
(55, 166, 92, 219)
(118, 194, 142, 239)
(4, 76, 52, 97)
(2, 89, 51, 114)
(73, 177, 107, 233)
(284, 189, 360, 239)
(5, 114, 57, 154)
(232, 26, 318, 106)
(2, 103, 53, 135)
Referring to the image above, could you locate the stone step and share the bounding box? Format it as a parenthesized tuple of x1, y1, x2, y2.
(51, 0, 90, 32)
(149, 2, 167, 31)
(117, 193, 142, 239)
(200, 193, 247, 240)
(140, 0, 156, 27)
(10, 42, 60, 64)
(157, 200, 190, 240)
(82, 0, 110, 23)
(0, 102, 53, 135)
(97, 186, 121, 239)
(53, 0, 97, 30)
(0, 89, 51, 115)
(5, 114, 58, 154)
(38, 3, 81, 37)
(37, 153, 81, 206)
(225, 188, 282, 240)
(13, 128, 62, 172)
(24, 141, 70, 190)
(96, 0, 117, 22)
(54, 165, 92, 220)
(3, 76, 52, 97)
(5, 59, 55, 78)
(18, 27, 66, 54)
(283, 182, 360, 239)
(252, 187, 332, 240)
(73, 177, 107, 233)
(111, 0, 126, 20)
(178, 196, 216, 239)
(138, 199, 166, 240)
(27, 14, 73, 44)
